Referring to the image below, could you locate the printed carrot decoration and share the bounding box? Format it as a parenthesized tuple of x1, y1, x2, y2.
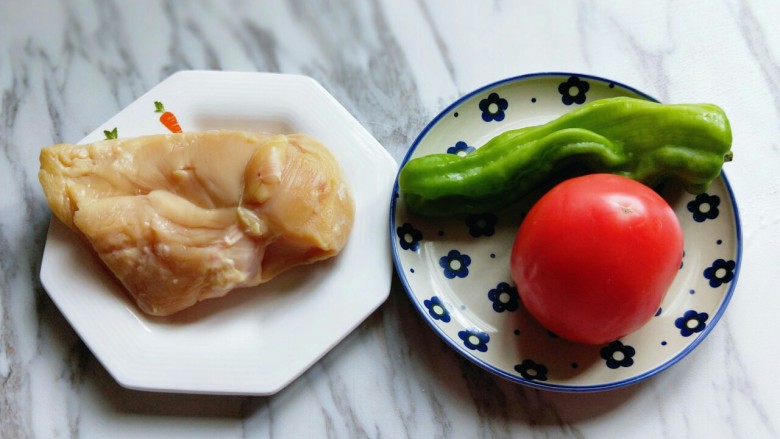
(103, 127, 118, 139)
(154, 101, 182, 133)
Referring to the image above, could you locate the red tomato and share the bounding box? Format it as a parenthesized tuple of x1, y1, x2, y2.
(510, 174, 683, 345)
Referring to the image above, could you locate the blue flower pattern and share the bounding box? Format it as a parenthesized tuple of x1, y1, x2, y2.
(458, 329, 490, 352)
(558, 76, 590, 105)
(396, 222, 423, 251)
(423, 296, 451, 323)
(703, 258, 736, 288)
(439, 250, 471, 279)
(600, 341, 636, 369)
(675, 310, 709, 337)
(514, 359, 549, 381)
(465, 213, 498, 237)
(479, 92, 508, 122)
(487, 282, 519, 312)
(446, 141, 476, 156)
(687, 193, 720, 222)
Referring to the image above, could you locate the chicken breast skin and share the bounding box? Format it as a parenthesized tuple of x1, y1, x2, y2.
(39, 130, 354, 316)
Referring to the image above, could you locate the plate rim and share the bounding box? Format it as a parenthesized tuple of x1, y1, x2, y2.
(389, 71, 743, 392)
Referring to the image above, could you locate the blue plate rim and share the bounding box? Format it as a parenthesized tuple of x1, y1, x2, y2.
(389, 71, 742, 393)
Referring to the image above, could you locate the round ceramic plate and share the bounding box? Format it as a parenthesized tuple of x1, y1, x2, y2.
(390, 73, 742, 392)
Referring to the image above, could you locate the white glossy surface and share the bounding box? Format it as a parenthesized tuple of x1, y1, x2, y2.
(39, 71, 397, 395)
(2, 1, 779, 438)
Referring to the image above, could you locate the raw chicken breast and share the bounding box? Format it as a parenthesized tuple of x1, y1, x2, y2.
(39, 130, 354, 316)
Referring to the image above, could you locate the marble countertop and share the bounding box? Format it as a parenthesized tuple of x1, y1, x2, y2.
(2, 1, 778, 437)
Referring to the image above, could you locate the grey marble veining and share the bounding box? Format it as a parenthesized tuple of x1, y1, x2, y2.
(2, 0, 780, 438)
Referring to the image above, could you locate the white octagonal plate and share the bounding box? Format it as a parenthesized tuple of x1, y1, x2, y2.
(40, 71, 398, 395)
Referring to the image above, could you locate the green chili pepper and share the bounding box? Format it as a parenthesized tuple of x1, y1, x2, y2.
(399, 97, 732, 217)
